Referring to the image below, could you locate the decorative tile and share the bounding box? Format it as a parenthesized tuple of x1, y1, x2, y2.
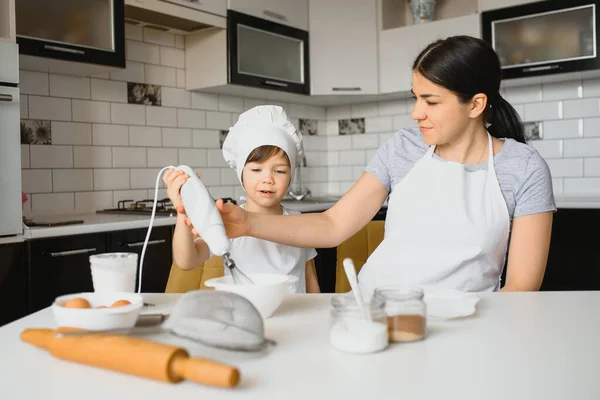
(127, 82, 161, 106)
(219, 130, 228, 149)
(21, 119, 51, 145)
(338, 118, 365, 135)
(299, 118, 318, 136)
(524, 121, 541, 141)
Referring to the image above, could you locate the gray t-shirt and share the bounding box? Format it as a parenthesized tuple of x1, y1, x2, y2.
(366, 128, 556, 219)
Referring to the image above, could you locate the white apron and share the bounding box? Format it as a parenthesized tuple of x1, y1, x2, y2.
(358, 133, 510, 294)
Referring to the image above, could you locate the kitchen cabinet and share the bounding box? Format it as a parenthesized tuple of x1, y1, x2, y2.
(0, 0, 16, 42)
(228, 0, 308, 30)
(28, 233, 106, 313)
(108, 226, 173, 293)
(478, 0, 541, 12)
(0, 242, 27, 326)
(309, 0, 379, 95)
(379, 14, 480, 94)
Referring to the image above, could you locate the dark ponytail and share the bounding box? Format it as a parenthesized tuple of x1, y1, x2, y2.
(412, 35, 526, 144)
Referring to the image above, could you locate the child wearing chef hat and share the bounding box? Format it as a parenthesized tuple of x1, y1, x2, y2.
(164, 105, 320, 293)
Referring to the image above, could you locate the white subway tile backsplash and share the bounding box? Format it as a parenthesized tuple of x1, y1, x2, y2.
(110, 61, 145, 83)
(392, 114, 416, 130)
(583, 117, 600, 137)
(31, 193, 74, 214)
(94, 169, 130, 190)
(179, 149, 207, 167)
(161, 87, 191, 108)
(53, 169, 93, 192)
(552, 178, 563, 196)
(21, 170, 52, 193)
(504, 84, 542, 104)
(306, 105, 326, 120)
(352, 166, 365, 180)
(111, 103, 145, 125)
(242, 98, 265, 111)
(328, 166, 352, 181)
(304, 167, 328, 182)
(21, 145, 30, 169)
(288, 103, 307, 118)
(74, 146, 112, 168)
(92, 124, 129, 146)
(234, 186, 245, 200)
(126, 40, 160, 64)
(327, 182, 340, 195)
(327, 105, 351, 120)
(379, 132, 395, 145)
(303, 136, 327, 151)
(207, 149, 229, 167)
(542, 119, 581, 139)
(221, 168, 238, 185)
(146, 106, 177, 127)
(326, 152, 339, 166)
(30, 145, 73, 168)
(176, 69, 186, 89)
(20, 71, 49, 95)
(208, 186, 235, 199)
(130, 169, 162, 189)
(29, 96, 71, 121)
(351, 102, 378, 118)
(75, 191, 114, 212)
(198, 168, 221, 186)
(218, 95, 243, 113)
(563, 98, 600, 118)
(523, 101, 562, 121)
(178, 109, 206, 128)
(175, 35, 185, 49)
(192, 129, 220, 148)
(365, 116, 392, 133)
(146, 188, 168, 200)
(160, 47, 185, 68)
(52, 122, 92, 145)
(163, 128, 192, 147)
(73, 100, 111, 123)
(564, 178, 600, 195)
(49, 74, 90, 99)
(206, 111, 232, 129)
(530, 140, 563, 159)
(327, 136, 352, 151)
(91, 79, 127, 103)
(584, 158, 600, 176)
(542, 81, 582, 101)
(339, 150, 365, 165)
(366, 149, 377, 161)
(143, 28, 175, 47)
(145, 64, 176, 87)
(564, 138, 600, 157)
(546, 158, 583, 178)
(320, 120, 337, 136)
(113, 190, 148, 206)
(513, 104, 524, 121)
(583, 79, 600, 98)
(191, 93, 219, 110)
(125, 24, 143, 41)
(339, 181, 355, 194)
(304, 152, 328, 167)
(147, 148, 178, 167)
(379, 99, 407, 116)
(113, 147, 146, 167)
(20, 94, 28, 119)
(130, 126, 162, 147)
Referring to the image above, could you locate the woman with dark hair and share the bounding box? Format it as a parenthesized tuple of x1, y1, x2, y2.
(208, 35, 556, 293)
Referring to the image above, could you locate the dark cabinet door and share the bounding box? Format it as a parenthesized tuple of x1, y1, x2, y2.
(108, 226, 172, 293)
(28, 233, 107, 313)
(0, 243, 27, 326)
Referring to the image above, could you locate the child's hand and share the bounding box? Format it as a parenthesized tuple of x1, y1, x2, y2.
(163, 168, 189, 214)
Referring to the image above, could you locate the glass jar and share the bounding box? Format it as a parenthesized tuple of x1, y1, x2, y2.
(374, 286, 427, 343)
(329, 294, 389, 354)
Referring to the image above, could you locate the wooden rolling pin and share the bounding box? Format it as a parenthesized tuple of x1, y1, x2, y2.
(21, 328, 240, 388)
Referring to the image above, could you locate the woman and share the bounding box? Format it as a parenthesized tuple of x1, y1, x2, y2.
(210, 36, 556, 293)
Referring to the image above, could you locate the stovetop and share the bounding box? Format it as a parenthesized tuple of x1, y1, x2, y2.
(96, 199, 177, 217)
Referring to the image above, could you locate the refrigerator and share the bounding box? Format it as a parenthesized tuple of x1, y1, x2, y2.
(0, 42, 22, 237)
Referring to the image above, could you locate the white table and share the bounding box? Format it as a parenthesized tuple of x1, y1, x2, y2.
(1, 292, 599, 399)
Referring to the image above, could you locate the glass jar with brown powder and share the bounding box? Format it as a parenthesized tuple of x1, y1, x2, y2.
(374, 286, 427, 343)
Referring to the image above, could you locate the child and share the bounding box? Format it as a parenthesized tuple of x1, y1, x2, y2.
(164, 105, 320, 293)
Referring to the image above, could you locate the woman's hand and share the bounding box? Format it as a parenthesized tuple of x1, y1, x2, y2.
(216, 199, 250, 238)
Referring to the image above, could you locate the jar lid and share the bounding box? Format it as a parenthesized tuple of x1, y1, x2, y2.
(330, 293, 385, 311)
(373, 286, 424, 301)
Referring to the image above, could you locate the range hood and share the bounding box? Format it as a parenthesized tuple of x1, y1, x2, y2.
(124, 0, 226, 34)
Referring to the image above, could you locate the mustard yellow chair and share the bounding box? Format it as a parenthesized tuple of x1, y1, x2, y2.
(165, 255, 224, 293)
(335, 220, 385, 293)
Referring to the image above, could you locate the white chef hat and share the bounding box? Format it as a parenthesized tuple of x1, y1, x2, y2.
(222, 105, 304, 187)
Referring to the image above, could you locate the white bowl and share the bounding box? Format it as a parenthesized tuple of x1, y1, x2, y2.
(52, 292, 144, 331)
(204, 273, 297, 319)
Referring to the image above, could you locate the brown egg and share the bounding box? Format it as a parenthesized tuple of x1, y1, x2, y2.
(64, 297, 91, 309)
(110, 299, 131, 308)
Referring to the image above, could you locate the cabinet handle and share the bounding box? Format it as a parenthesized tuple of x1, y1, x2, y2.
(49, 248, 97, 257)
(121, 239, 166, 248)
(44, 45, 85, 55)
(262, 80, 288, 88)
(263, 10, 287, 21)
(332, 87, 362, 92)
(0, 94, 13, 102)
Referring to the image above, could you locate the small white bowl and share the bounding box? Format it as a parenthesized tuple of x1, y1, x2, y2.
(52, 292, 144, 331)
(204, 273, 297, 319)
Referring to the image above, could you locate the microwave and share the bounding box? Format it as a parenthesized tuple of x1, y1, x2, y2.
(227, 10, 310, 95)
(482, 0, 600, 80)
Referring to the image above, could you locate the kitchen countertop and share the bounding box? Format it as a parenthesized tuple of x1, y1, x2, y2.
(1, 292, 599, 399)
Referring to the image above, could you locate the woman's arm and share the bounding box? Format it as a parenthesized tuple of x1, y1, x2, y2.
(501, 212, 553, 291)
(305, 259, 320, 293)
(217, 172, 389, 248)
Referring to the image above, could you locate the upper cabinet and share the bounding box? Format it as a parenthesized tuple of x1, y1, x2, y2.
(378, 0, 480, 94)
(309, 0, 378, 95)
(0, 0, 16, 42)
(228, 0, 308, 30)
(479, 0, 541, 12)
